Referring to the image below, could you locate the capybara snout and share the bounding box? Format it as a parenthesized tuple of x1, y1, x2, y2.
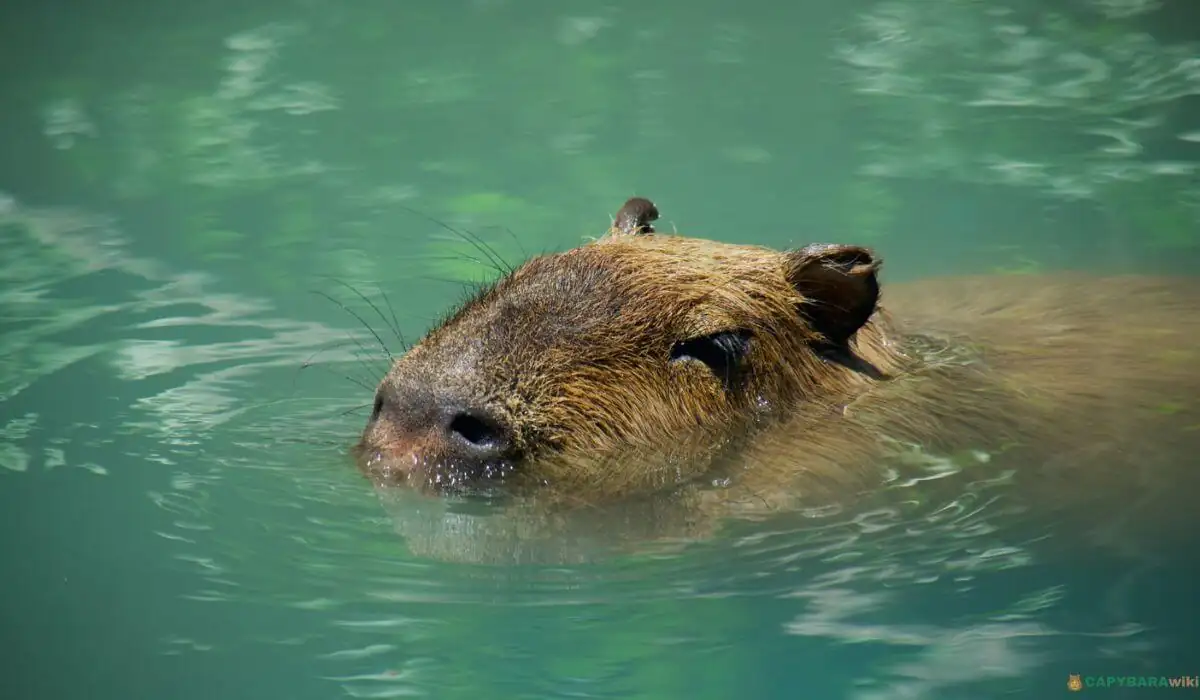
(358, 376, 519, 489)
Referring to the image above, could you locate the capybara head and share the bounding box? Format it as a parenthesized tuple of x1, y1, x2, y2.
(355, 197, 900, 498)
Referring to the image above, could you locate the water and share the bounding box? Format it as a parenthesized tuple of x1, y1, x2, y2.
(3, 0, 1199, 698)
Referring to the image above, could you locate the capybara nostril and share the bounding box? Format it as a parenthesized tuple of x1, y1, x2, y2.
(446, 409, 510, 457)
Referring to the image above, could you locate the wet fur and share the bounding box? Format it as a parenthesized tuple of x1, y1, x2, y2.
(712, 276, 1200, 523)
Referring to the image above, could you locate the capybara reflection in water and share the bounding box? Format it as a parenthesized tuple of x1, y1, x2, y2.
(354, 196, 1200, 557)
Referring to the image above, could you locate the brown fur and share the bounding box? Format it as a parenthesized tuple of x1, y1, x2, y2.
(355, 197, 1200, 560)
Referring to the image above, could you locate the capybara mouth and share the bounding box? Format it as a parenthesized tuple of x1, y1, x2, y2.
(352, 435, 522, 495)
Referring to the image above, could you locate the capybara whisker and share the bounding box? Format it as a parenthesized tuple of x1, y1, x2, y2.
(377, 286, 408, 352)
(396, 203, 512, 275)
(319, 276, 406, 354)
(295, 342, 378, 394)
(339, 402, 373, 418)
(311, 289, 394, 363)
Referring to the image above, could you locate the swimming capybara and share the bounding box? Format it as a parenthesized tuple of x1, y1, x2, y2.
(355, 196, 1200, 561)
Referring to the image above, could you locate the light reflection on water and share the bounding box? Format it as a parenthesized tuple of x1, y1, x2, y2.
(0, 196, 1184, 699)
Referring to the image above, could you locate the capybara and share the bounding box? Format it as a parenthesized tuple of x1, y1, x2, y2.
(355, 197, 1200, 561)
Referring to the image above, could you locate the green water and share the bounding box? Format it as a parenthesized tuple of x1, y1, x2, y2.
(3, 0, 1199, 698)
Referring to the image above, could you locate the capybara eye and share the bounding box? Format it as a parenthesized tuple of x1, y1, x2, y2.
(669, 330, 752, 390)
(369, 394, 384, 422)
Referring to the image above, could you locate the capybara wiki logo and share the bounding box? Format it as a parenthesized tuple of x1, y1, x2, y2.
(1067, 674, 1199, 690)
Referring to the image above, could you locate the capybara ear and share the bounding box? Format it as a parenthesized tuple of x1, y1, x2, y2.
(785, 244, 880, 348)
(608, 197, 659, 237)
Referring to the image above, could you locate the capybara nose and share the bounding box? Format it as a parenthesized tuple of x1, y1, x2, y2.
(373, 385, 514, 469)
